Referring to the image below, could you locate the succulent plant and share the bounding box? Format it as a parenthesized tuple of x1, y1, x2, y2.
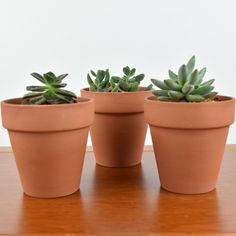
(151, 56, 218, 102)
(87, 66, 152, 92)
(22, 72, 77, 105)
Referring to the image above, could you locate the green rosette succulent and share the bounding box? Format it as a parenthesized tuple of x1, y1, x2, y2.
(22, 72, 77, 105)
(151, 56, 218, 102)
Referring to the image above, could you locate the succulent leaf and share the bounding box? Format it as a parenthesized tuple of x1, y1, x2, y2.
(151, 79, 169, 90)
(164, 79, 182, 91)
(178, 65, 188, 85)
(186, 55, 195, 73)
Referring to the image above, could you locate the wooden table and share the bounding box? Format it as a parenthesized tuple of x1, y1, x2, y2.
(0, 146, 236, 235)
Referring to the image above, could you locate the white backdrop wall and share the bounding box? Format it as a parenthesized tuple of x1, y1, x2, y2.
(0, 0, 235, 146)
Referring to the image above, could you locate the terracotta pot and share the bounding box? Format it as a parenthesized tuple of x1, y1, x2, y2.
(144, 95, 235, 194)
(81, 88, 152, 167)
(1, 97, 94, 198)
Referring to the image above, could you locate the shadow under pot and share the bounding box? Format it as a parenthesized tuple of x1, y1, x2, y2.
(81, 88, 152, 167)
(144, 95, 235, 194)
(1, 97, 94, 198)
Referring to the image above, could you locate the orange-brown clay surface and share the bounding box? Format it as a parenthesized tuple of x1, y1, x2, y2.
(81, 88, 152, 167)
(1, 97, 94, 198)
(144, 95, 235, 194)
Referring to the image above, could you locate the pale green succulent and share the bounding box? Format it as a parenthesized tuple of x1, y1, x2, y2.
(87, 66, 152, 92)
(151, 56, 218, 102)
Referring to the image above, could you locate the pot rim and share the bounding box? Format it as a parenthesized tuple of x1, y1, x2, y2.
(1, 96, 94, 109)
(80, 87, 151, 95)
(145, 95, 235, 105)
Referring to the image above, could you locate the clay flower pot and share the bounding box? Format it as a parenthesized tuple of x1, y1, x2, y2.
(81, 88, 152, 167)
(144, 95, 235, 194)
(1, 97, 94, 198)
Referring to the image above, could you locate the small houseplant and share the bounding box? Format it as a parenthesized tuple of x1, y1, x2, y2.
(1, 72, 94, 198)
(81, 66, 152, 167)
(144, 56, 235, 194)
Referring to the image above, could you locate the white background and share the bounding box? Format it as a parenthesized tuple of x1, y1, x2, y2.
(0, 0, 235, 146)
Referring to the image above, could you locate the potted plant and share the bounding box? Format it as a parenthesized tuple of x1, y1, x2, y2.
(144, 56, 235, 194)
(81, 66, 152, 167)
(1, 72, 94, 198)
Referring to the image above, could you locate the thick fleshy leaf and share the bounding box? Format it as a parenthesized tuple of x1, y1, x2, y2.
(23, 92, 44, 99)
(111, 84, 119, 92)
(158, 96, 172, 101)
(164, 79, 182, 91)
(130, 68, 136, 76)
(135, 74, 145, 82)
(178, 65, 188, 84)
(197, 67, 206, 84)
(182, 83, 194, 94)
(111, 76, 121, 83)
(186, 56, 195, 73)
(123, 66, 130, 76)
(200, 79, 215, 87)
(129, 82, 139, 92)
(26, 86, 47, 92)
(153, 90, 169, 96)
(188, 69, 199, 85)
(168, 91, 185, 101)
(119, 80, 130, 91)
(44, 73, 55, 84)
(56, 73, 68, 82)
(145, 84, 153, 91)
(57, 89, 77, 98)
(203, 91, 218, 99)
(168, 70, 178, 80)
(191, 85, 214, 95)
(151, 79, 169, 90)
(186, 94, 205, 102)
(96, 70, 106, 81)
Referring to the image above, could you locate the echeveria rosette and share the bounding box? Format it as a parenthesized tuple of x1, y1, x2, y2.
(22, 72, 77, 105)
(151, 56, 218, 102)
(87, 66, 152, 92)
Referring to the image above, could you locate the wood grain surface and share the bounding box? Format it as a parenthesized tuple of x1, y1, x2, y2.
(0, 146, 236, 235)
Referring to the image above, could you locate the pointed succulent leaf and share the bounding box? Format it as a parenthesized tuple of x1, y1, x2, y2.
(57, 89, 77, 98)
(188, 69, 199, 85)
(26, 86, 47, 92)
(200, 79, 215, 87)
(153, 90, 169, 96)
(44, 73, 55, 84)
(111, 84, 119, 92)
(182, 83, 194, 94)
(191, 85, 214, 95)
(164, 79, 182, 91)
(178, 64, 188, 85)
(56, 73, 68, 82)
(186, 94, 205, 102)
(23, 92, 44, 99)
(203, 91, 218, 99)
(197, 67, 206, 84)
(145, 84, 153, 90)
(186, 56, 195, 73)
(168, 70, 178, 80)
(151, 79, 169, 90)
(168, 91, 185, 101)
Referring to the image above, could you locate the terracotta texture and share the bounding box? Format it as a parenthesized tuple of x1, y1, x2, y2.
(81, 88, 152, 167)
(144, 95, 235, 194)
(1, 97, 94, 198)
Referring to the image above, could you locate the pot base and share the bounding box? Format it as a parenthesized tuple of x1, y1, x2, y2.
(96, 161, 141, 168)
(160, 185, 216, 195)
